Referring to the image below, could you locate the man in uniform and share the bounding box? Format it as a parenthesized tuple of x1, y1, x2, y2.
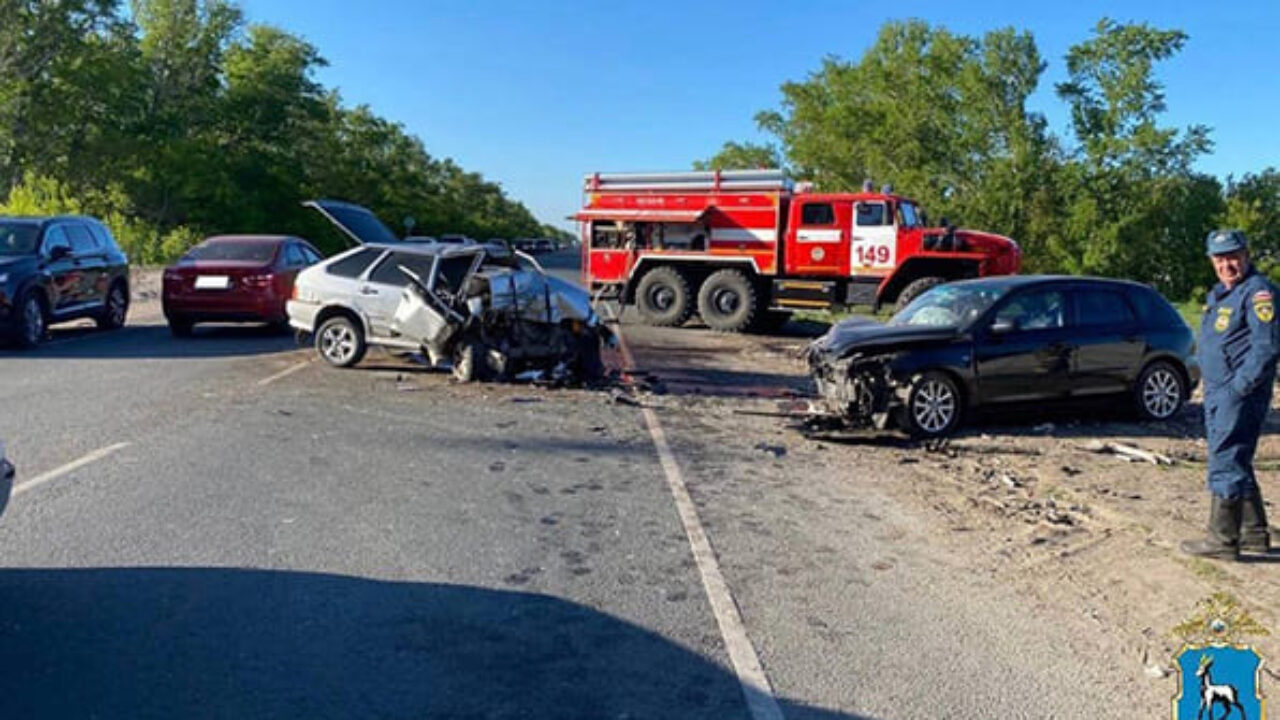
(1183, 229, 1277, 559)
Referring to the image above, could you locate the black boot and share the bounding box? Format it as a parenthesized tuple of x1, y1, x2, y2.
(1240, 494, 1273, 554)
(1180, 496, 1242, 560)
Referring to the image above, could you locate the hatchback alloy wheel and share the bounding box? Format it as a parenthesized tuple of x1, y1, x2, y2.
(320, 323, 357, 364)
(1141, 365, 1182, 420)
(907, 372, 961, 438)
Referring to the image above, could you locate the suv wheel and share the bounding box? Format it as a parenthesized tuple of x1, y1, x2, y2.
(97, 283, 129, 330)
(316, 315, 366, 368)
(15, 291, 46, 348)
(904, 371, 963, 438)
(1135, 361, 1185, 421)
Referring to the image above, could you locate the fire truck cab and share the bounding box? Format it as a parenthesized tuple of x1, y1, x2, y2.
(577, 169, 1021, 332)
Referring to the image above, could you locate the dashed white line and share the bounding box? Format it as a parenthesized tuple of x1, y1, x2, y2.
(12, 442, 132, 498)
(256, 359, 311, 387)
(616, 332, 785, 720)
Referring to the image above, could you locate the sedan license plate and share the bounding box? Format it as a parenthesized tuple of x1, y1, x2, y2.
(195, 275, 230, 290)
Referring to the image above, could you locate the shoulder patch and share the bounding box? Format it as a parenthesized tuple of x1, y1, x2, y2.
(1253, 291, 1274, 323)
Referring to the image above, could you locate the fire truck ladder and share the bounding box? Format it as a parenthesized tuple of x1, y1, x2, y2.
(582, 168, 792, 192)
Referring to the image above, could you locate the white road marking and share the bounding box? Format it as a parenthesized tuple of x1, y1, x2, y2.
(12, 442, 132, 498)
(257, 359, 311, 387)
(616, 332, 785, 720)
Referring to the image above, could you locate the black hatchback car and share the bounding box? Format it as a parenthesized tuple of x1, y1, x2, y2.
(808, 276, 1200, 438)
(0, 216, 130, 347)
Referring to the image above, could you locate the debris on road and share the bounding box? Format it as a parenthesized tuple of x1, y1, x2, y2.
(753, 442, 787, 458)
(1079, 440, 1175, 466)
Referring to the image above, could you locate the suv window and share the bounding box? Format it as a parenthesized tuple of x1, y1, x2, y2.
(800, 203, 834, 225)
(66, 224, 97, 253)
(326, 248, 383, 278)
(1074, 288, 1136, 328)
(43, 226, 71, 256)
(994, 289, 1066, 331)
(87, 222, 117, 251)
(855, 202, 889, 227)
(368, 251, 439, 287)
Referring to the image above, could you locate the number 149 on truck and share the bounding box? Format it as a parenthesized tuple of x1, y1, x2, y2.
(576, 169, 1021, 332)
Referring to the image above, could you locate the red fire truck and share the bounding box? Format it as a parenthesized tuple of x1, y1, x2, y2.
(576, 169, 1021, 332)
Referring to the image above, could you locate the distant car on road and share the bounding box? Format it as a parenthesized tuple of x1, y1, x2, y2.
(0, 215, 130, 348)
(808, 276, 1200, 438)
(162, 235, 323, 337)
(437, 234, 475, 245)
(534, 239, 554, 254)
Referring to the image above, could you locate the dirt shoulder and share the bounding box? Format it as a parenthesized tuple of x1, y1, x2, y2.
(619, 319, 1280, 711)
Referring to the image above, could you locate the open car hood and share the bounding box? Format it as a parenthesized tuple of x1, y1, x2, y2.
(303, 199, 402, 247)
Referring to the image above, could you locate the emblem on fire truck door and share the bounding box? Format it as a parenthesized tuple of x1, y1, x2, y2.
(811, 247, 825, 262)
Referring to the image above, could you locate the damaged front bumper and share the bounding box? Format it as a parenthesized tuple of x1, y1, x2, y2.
(808, 351, 911, 431)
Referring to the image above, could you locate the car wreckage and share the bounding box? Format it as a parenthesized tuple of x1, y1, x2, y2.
(807, 276, 1198, 438)
(287, 200, 614, 383)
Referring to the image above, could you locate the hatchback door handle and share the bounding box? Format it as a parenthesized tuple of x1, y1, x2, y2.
(359, 286, 378, 295)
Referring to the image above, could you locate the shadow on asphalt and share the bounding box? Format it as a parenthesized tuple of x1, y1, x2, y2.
(0, 322, 298, 360)
(0, 567, 875, 719)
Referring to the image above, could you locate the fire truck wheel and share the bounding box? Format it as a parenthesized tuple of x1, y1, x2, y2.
(635, 266, 693, 326)
(697, 269, 759, 333)
(894, 276, 947, 313)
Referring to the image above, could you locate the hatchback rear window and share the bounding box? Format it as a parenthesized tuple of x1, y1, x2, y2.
(325, 247, 383, 278)
(184, 241, 279, 262)
(1128, 286, 1184, 328)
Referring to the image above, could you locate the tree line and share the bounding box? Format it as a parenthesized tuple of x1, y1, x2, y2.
(696, 19, 1280, 301)
(0, 0, 565, 262)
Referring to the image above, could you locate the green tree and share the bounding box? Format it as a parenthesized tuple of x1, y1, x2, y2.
(692, 141, 784, 171)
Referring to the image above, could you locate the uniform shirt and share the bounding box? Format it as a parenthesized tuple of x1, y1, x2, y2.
(1199, 268, 1280, 397)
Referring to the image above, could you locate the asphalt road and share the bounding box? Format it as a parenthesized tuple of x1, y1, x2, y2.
(0, 251, 1140, 718)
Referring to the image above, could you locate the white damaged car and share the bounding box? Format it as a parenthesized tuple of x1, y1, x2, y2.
(287, 200, 613, 383)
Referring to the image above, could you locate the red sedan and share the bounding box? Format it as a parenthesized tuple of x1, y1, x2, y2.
(162, 235, 323, 336)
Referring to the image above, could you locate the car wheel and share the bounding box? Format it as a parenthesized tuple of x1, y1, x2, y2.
(895, 276, 947, 313)
(697, 268, 759, 333)
(96, 283, 129, 330)
(1134, 360, 1185, 421)
(15, 291, 46, 349)
(316, 315, 366, 368)
(904, 371, 963, 438)
(168, 316, 194, 338)
(635, 266, 693, 327)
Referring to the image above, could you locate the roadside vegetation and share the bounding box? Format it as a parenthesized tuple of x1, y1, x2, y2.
(698, 19, 1280, 305)
(0, 0, 568, 262)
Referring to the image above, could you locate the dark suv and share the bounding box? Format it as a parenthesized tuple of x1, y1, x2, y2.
(0, 216, 130, 347)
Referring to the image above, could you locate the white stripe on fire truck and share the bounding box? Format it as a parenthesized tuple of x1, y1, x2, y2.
(795, 229, 842, 243)
(709, 228, 775, 244)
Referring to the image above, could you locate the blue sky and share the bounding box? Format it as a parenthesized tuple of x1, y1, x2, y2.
(239, 0, 1279, 231)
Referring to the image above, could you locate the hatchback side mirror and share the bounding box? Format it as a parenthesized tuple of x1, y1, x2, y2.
(47, 245, 71, 261)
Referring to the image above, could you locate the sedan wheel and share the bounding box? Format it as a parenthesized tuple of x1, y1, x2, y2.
(97, 285, 128, 330)
(1136, 362, 1185, 421)
(316, 316, 366, 368)
(906, 371, 962, 438)
(18, 294, 45, 348)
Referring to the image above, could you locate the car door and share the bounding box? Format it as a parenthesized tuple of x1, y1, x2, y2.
(66, 222, 106, 310)
(1069, 286, 1146, 396)
(973, 286, 1073, 403)
(359, 250, 439, 337)
(40, 224, 80, 314)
